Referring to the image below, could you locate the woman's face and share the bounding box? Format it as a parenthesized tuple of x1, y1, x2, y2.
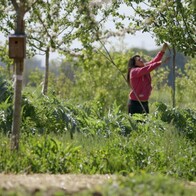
(135, 56, 145, 67)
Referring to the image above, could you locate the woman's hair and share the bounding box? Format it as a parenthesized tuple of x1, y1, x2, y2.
(127, 55, 140, 85)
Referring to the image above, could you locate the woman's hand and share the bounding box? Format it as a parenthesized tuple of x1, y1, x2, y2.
(161, 43, 169, 52)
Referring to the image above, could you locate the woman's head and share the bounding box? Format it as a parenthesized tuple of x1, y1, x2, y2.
(127, 55, 144, 85)
(128, 55, 144, 69)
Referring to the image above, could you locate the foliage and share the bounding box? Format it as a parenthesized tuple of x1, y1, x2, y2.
(0, 4, 195, 195)
(150, 56, 196, 108)
(0, 43, 13, 77)
(126, 0, 196, 57)
(0, 134, 81, 173)
(176, 57, 196, 108)
(0, 0, 196, 186)
(23, 58, 43, 86)
(0, 0, 131, 57)
(0, 91, 195, 181)
(0, 75, 13, 133)
(80, 173, 196, 196)
(151, 67, 170, 90)
(0, 75, 13, 103)
(21, 93, 77, 138)
(154, 102, 196, 140)
(71, 100, 135, 138)
(27, 67, 43, 87)
(0, 98, 13, 134)
(1, 48, 195, 180)
(49, 50, 132, 112)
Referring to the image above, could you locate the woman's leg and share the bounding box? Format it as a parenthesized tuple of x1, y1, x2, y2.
(128, 100, 149, 115)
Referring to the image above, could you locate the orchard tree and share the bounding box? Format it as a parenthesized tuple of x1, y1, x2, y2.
(11, 0, 42, 151)
(124, 0, 196, 107)
(11, 0, 31, 150)
(26, 0, 76, 95)
(0, 0, 39, 150)
(27, 0, 135, 95)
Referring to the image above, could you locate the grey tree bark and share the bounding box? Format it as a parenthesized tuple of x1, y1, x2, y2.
(42, 47, 50, 95)
(172, 47, 176, 108)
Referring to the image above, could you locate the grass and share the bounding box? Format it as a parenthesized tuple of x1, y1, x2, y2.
(0, 92, 195, 195)
(0, 120, 195, 180)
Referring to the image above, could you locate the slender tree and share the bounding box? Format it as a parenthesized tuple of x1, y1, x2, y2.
(5, 0, 38, 151)
(124, 0, 196, 107)
(10, 0, 26, 150)
(26, 0, 73, 95)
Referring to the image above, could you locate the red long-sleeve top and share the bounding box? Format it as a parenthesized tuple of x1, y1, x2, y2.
(129, 51, 165, 101)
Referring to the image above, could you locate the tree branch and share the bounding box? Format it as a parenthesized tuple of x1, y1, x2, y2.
(35, 12, 54, 44)
(25, 0, 40, 13)
(11, 0, 18, 10)
(179, 3, 195, 43)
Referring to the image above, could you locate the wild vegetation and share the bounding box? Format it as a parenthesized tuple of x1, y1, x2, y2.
(0, 0, 195, 195)
(0, 50, 196, 195)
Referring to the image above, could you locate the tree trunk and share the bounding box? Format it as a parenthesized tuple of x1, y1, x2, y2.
(11, 60, 23, 150)
(172, 47, 176, 108)
(42, 47, 50, 95)
(11, 7, 25, 151)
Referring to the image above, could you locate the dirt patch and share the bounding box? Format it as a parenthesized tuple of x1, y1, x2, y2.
(0, 174, 114, 194)
(1, 174, 195, 195)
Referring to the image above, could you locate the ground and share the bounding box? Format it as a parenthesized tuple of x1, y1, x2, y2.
(0, 174, 196, 195)
(0, 174, 113, 195)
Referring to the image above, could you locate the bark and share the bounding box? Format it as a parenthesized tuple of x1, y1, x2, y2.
(11, 3, 25, 151)
(11, 60, 23, 150)
(172, 47, 176, 108)
(42, 47, 50, 95)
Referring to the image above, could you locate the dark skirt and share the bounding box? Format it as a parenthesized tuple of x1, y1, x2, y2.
(128, 100, 149, 115)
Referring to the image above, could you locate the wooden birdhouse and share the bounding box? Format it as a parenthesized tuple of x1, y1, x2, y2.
(9, 34, 26, 59)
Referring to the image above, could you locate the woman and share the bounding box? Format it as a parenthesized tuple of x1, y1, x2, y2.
(127, 43, 169, 115)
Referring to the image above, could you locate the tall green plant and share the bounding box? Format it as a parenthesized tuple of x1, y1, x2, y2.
(0, 43, 13, 78)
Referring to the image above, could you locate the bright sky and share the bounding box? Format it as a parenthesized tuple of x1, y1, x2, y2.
(1, 31, 158, 66)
